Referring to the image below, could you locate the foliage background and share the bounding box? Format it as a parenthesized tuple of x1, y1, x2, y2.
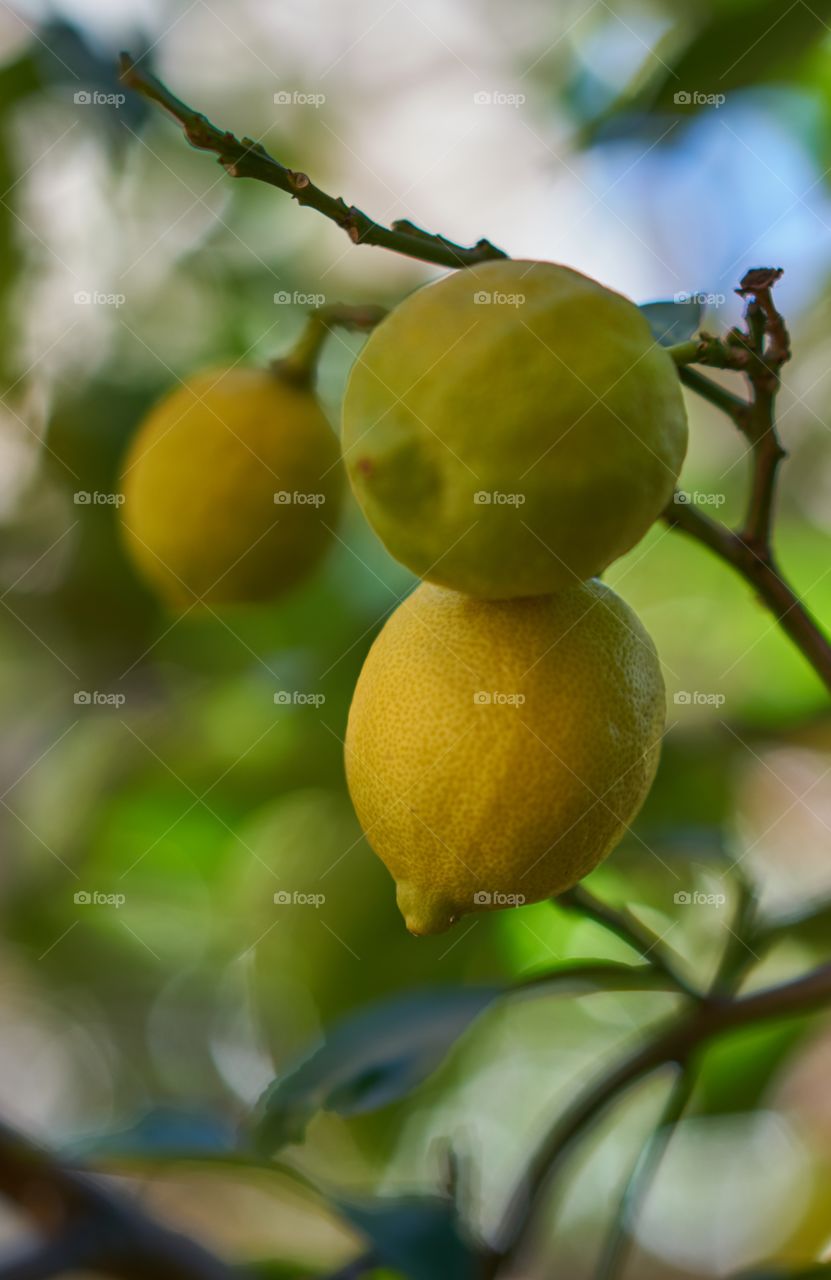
(0, 0, 830, 1275)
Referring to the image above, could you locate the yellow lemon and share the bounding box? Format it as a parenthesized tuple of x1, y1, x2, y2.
(120, 365, 342, 608)
(345, 580, 665, 934)
(342, 260, 687, 598)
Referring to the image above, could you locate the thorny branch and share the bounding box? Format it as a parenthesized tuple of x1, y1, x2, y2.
(664, 268, 831, 693)
(118, 55, 507, 271)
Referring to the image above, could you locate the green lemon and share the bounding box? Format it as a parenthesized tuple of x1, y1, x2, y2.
(120, 364, 342, 608)
(342, 260, 687, 598)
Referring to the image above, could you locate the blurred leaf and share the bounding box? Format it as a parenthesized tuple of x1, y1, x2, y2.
(335, 1195, 482, 1280)
(653, 1, 831, 105)
(254, 988, 499, 1152)
(639, 299, 702, 347)
(254, 963, 676, 1152)
(583, 0, 831, 141)
(65, 1106, 237, 1161)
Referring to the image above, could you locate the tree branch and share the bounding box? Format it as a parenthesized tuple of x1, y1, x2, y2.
(664, 498, 831, 693)
(665, 269, 831, 693)
(594, 1065, 694, 1280)
(0, 1119, 237, 1280)
(118, 55, 507, 271)
(677, 366, 747, 423)
(557, 886, 699, 998)
(489, 960, 831, 1274)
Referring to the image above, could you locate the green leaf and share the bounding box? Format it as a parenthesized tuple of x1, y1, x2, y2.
(335, 1195, 482, 1280)
(639, 299, 702, 347)
(580, 0, 831, 141)
(253, 964, 675, 1153)
(253, 987, 499, 1153)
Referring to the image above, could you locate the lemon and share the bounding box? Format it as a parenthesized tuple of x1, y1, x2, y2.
(120, 365, 342, 608)
(345, 580, 665, 934)
(342, 260, 687, 598)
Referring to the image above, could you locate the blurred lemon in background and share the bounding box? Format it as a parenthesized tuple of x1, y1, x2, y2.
(120, 365, 343, 608)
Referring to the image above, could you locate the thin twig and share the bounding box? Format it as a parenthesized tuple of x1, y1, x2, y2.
(677, 366, 747, 423)
(558, 886, 699, 998)
(118, 55, 506, 271)
(664, 498, 831, 692)
(709, 877, 761, 997)
(594, 1065, 694, 1280)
